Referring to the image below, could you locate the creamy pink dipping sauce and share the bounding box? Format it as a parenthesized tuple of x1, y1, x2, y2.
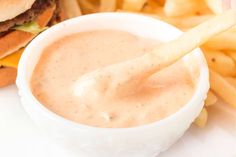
(31, 30, 196, 128)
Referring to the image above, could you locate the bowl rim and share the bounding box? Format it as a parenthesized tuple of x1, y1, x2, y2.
(16, 12, 209, 133)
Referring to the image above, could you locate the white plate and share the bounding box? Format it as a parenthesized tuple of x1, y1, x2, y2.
(0, 85, 236, 157)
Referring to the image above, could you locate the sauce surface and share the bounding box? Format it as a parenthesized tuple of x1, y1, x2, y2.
(31, 30, 195, 128)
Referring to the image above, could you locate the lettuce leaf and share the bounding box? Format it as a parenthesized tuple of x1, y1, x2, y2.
(12, 21, 48, 34)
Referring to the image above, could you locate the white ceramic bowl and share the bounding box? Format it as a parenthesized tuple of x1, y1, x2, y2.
(16, 13, 209, 157)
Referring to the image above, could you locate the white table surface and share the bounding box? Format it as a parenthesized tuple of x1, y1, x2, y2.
(0, 85, 236, 157)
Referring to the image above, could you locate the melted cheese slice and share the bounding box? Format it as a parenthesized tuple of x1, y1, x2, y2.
(0, 48, 24, 68)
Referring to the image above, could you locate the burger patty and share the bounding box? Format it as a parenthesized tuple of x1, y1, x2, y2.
(0, 0, 57, 34)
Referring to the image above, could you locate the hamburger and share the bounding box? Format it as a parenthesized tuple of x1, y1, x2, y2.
(0, 0, 80, 87)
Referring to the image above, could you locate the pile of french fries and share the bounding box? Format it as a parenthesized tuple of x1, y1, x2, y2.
(75, 0, 236, 127)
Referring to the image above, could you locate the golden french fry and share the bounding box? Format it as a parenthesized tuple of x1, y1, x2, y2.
(225, 77, 236, 88)
(77, 0, 99, 14)
(148, 0, 165, 6)
(61, 0, 81, 18)
(137, 9, 217, 31)
(203, 30, 236, 50)
(116, 0, 124, 9)
(210, 70, 236, 109)
(122, 0, 147, 11)
(203, 49, 236, 76)
(145, 0, 166, 6)
(142, 0, 164, 13)
(194, 108, 208, 128)
(143, 10, 236, 80)
(121, 5, 213, 30)
(145, 0, 165, 8)
(164, 0, 206, 17)
(100, 0, 117, 12)
(167, 15, 213, 30)
(205, 0, 223, 14)
(205, 91, 218, 106)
